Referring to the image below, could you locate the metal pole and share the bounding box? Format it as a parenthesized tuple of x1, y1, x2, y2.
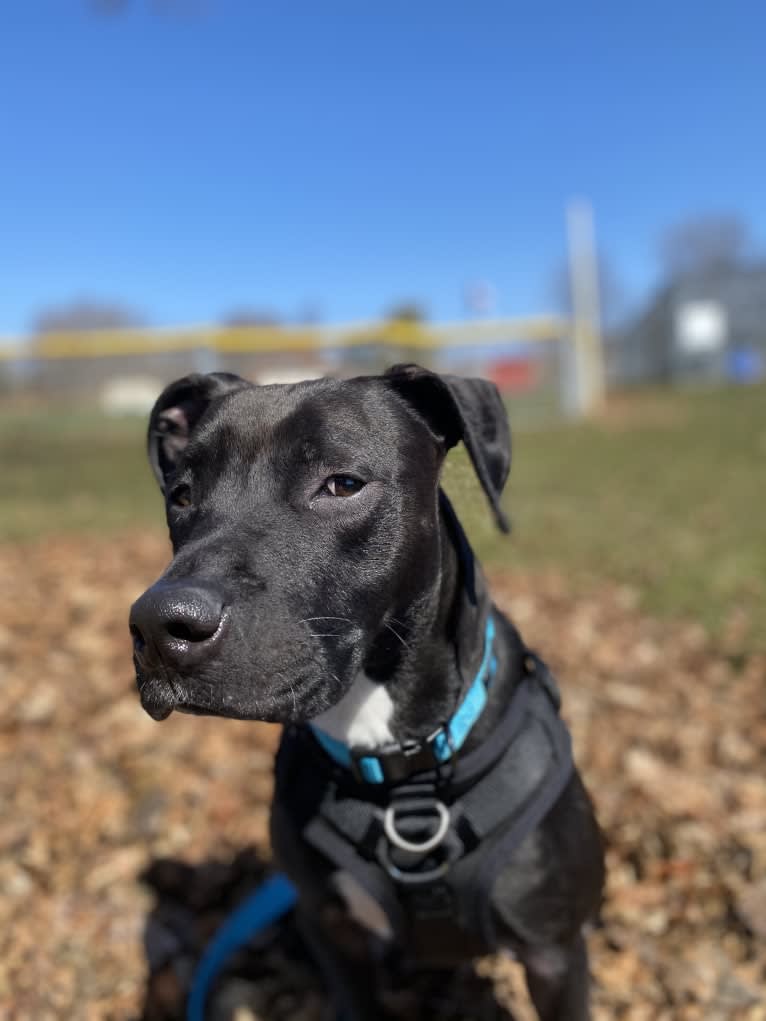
(566, 199, 606, 414)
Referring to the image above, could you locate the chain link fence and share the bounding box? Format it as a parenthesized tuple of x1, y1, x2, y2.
(0, 317, 576, 425)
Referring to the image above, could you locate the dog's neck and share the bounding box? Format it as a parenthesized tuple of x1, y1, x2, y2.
(313, 491, 518, 752)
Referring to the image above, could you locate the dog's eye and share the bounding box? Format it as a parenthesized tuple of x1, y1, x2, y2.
(169, 484, 192, 508)
(323, 475, 364, 498)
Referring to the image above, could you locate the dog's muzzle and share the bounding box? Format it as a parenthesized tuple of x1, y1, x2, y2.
(137, 676, 179, 721)
(130, 578, 227, 719)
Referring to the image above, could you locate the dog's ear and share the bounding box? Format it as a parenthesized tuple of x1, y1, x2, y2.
(385, 363, 511, 532)
(147, 372, 250, 490)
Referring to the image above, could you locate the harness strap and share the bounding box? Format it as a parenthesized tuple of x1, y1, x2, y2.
(311, 789, 382, 851)
(471, 731, 574, 948)
(304, 812, 407, 940)
(301, 657, 574, 956)
(447, 670, 533, 788)
(458, 678, 570, 840)
(304, 670, 542, 875)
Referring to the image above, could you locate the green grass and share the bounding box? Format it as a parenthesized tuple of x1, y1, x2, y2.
(2, 385, 764, 642)
(446, 384, 766, 643)
(0, 404, 162, 537)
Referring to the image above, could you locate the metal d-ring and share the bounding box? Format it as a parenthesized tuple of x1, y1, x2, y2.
(383, 799, 451, 855)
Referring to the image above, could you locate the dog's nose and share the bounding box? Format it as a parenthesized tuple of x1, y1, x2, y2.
(129, 580, 225, 668)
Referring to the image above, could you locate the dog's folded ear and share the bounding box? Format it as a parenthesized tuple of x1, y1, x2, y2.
(385, 364, 511, 532)
(147, 372, 250, 490)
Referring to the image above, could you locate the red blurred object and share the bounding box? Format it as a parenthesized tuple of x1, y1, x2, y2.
(488, 358, 540, 392)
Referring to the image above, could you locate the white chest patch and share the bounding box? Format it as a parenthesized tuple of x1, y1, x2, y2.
(312, 672, 395, 749)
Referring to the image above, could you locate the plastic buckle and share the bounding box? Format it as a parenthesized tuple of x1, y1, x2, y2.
(347, 748, 377, 785)
(376, 739, 441, 784)
(422, 722, 459, 785)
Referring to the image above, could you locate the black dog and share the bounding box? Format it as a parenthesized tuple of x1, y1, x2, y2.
(130, 365, 604, 1021)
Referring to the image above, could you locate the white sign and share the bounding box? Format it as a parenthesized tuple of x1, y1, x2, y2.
(675, 301, 727, 353)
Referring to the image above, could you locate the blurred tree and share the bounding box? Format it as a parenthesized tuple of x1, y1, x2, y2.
(222, 308, 281, 328)
(551, 251, 626, 332)
(294, 300, 323, 326)
(659, 214, 752, 278)
(385, 301, 427, 324)
(32, 299, 144, 336)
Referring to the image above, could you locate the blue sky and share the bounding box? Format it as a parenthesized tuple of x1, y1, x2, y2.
(2, 1, 766, 335)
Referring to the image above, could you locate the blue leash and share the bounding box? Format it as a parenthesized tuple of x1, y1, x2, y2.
(186, 872, 297, 1021)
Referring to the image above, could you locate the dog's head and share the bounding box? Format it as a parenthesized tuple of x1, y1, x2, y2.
(130, 365, 510, 723)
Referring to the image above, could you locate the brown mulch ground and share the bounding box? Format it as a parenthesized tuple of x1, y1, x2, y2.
(0, 534, 764, 1020)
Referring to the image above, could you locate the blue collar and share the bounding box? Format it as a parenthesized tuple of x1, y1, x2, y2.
(309, 615, 497, 785)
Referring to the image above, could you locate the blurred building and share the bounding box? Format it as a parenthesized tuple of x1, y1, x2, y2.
(609, 264, 766, 387)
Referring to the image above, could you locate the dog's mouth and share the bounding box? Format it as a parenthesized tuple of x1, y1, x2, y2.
(138, 676, 182, 721)
(139, 679, 238, 721)
(137, 663, 350, 724)
(138, 674, 267, 722)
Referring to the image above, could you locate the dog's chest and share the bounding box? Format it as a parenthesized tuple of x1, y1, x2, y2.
(312, 673, 395, 748)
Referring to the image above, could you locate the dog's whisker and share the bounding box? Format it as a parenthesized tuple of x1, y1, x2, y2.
(384, 621, 410, 650)
(299, 616, 354, 624)
(309, 632, 344, 638)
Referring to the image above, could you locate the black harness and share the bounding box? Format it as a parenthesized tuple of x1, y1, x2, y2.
(278, 648, 574, 965)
